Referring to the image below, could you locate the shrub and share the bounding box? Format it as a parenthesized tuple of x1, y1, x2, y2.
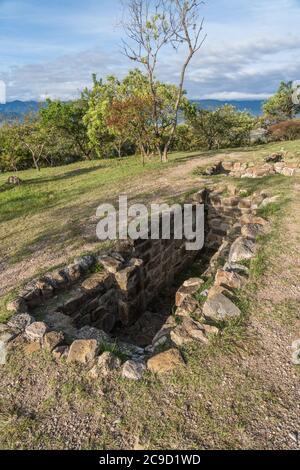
(268, 119, 300, 141)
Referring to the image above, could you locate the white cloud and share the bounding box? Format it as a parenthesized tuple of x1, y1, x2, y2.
(1, 0, 300, 101)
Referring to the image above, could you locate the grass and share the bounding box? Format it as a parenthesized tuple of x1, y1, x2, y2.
(1, 139, 300, 450)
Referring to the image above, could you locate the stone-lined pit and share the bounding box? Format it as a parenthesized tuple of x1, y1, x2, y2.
(3, 186, 271, 372)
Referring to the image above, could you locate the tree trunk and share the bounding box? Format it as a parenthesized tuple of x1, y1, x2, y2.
(32, 155, 40, 171)
(161, 145, 168, 163)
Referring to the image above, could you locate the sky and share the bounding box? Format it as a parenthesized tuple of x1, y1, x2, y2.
(0, 0, 300, 102)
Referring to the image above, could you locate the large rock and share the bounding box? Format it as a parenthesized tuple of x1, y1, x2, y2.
(89, 352, 121, 379)
(147, 349, 185, 374)
(203, 293, 241, 322)
(7, 313, 34, 333)
(67, 339, 99, 364)
(25, 322, 48, 342)
(43, 331, 64, 352)
(228, 237, 256, 263)
(122, 360, 146, 380)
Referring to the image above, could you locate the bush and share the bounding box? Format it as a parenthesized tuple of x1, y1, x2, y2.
(268, 119, 300, 141)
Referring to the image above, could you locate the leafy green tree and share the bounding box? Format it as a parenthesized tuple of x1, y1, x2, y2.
(186, 104, 254, 150)
(40, 98, 93, 160)
(16, 117, 50, 171)
(84, 70, 188, 162)
(263, 81, 300, 122)
(0, 123, 27, 172)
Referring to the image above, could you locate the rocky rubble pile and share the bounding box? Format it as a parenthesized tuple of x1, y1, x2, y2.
(200, 153, 300, 178)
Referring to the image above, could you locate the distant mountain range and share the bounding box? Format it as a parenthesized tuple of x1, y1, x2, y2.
(0, 98, 265, 123)
(192, 99, 265, 116)
(0, 100, 41, 122)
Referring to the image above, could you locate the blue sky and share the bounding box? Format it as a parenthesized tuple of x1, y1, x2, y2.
(1, 0, 300, 101)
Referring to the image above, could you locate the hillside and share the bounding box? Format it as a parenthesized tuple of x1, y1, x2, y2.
(0, 141, 300, 450)
(0, 101, 42, 122)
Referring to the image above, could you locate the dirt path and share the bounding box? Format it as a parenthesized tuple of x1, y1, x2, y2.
(241, 184, 300, 448)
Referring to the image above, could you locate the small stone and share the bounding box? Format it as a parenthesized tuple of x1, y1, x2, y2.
(0, 324, 9, 333)
(203, 294, 241, 322)
(62, 291, 87, 315)
(202, 324, 219, 336)
(76, 326, 111, 346)
(175, 296, 199, 316)
(67, 339, 99, 364)
(208, 285, 234, 300)
(241, 224, 265, 240)
(64, 263, 82, 282)
(24, 342, 41, 356)
(0, 341, 8, 365)
(52, 345, 69, 360)
(223, 262, 249, 276)
(74, 255, 95, 273)
(43, 331, 64, 352)
(240, 215, 268, 226)
(117, 341, 144, 359)
(25, 322, 48, 342)
(44, 312, 78, 339)
(215, 269, 246, 290)
(122, 360, 146, 380)
(183, 278, 204, 289)
(7, 175, 22, 185)
(171, 318, 209, 347)
(176, 284, 200, 307)
(98, 255, 125, 273)
(0, 330, 17, 344)
(6, 298, 27, 313)
(265, 152, 284, 163)
(228, 237, 256, 263)
(7, 313, 34, 333)
(147, 349, 185, 374)
(44, 270, 66, 289)
(88, 352, 121, 379)
(81, 272, 113, 294)
(259, 195, 280, 208)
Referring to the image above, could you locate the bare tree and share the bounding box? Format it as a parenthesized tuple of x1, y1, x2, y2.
(122, 0, 206, 162)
